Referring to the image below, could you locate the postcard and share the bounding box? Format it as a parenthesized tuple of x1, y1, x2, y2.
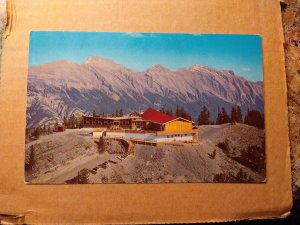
(0, 0, 292, 224)
(25, 32, 265, 184)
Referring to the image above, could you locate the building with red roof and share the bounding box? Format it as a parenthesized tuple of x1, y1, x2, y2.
(142, 108, 177, 124)
(83, 107, 198, 143)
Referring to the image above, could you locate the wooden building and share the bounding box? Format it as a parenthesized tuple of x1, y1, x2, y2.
(141, 108, 198, 141)
(84, 107, 198, 142)
(83, 116, 148, 130)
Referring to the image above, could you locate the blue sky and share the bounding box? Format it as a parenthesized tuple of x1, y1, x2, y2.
(29, 32, 263, 81)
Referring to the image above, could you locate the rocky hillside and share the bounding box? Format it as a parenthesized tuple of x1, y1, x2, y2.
(25, 124, 265, 184)
(27, 56, 264, 128)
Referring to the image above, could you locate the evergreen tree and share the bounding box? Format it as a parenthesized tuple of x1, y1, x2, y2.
(43, 124, 46, 135)
(29, 145, 36, 171)
(54, 119, 58, 131)
(180, 106, 184, 117)
(63, 116, 68, 128)
(216, 107, 223, 125)
(159, 107, 166, 114)
(69, 114, 76, 129)
(166, 108, 173, 116)
(230, 106, 243, 123)
(76, 114, 84, 128)
(174, 106, 192, 120)
(25, 128, 30, 142)
(236, 106, 243, 123)
(244, 109, 264, 129)
(221, 107, 230, 123)
(180, 107, 192, 120)
(77, 168, 90, 184)
(198, 106, 212, 125)
(34, 126, 42, 139)
(175, 106, 180, 117)
(47, 123, 51, 133)
(216, 107, 230, 124)
(115, 109, 119, 117)
(119, 109, 123, 117)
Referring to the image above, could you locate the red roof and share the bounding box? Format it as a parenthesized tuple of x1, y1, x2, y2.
(142, 108, 177, 124)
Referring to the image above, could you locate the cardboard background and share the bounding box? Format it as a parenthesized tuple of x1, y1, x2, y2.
(0, 0, 292, 223)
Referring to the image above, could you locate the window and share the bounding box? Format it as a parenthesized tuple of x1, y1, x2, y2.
(167, 135, 169, 138)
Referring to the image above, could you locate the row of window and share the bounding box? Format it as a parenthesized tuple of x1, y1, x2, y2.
(166, 134, 188, 138)
(84, 120, 131, 125)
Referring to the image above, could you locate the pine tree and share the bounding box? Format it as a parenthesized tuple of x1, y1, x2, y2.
(63, 116, 68, 128)
(25, 128, 30, 142)
(221, 107, 230, 123)
(119, 109, 123, 117)
(43, 124, 46, 135)
(54, 119, 58, 131)
(34, 126, 42, 139)
(230, 106, 243, 123)
(198, 106, 212, 125)
(216, 107, 230, 124)
(175, 106, 180, 117)
(180, 106, 184, 117)
(216, 107, 223, 125)
(47, 123, 51, 133)
(29, 145, 36, 171)
(244, 109, 264, 129)
(179, 107, 192, 120)
(115, 109, 119, 117)
(236, 106, 243, 123)
(40, 126, 44, 136)
(69, 114, 76, 129)
(165, 108, 173, 116)
(77, 114, 84, 128)
(174, 106, 192, 120)
(230, 107, 236, 123)
(77, 168, 90, 184)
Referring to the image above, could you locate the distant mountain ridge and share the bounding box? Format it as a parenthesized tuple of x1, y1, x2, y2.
(26, 56, 264, 128)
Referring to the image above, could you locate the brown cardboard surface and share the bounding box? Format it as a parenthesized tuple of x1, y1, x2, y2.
(0, 0, 292, 223)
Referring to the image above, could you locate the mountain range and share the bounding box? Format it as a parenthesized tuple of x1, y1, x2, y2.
(26, 56, 264, 128)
